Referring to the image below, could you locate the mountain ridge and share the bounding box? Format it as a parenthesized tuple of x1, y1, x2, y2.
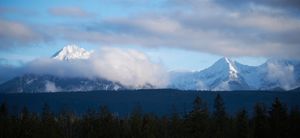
(170, 57, 300, 91)
(0, 74, 125, 93)
(1, 45, 300, 93)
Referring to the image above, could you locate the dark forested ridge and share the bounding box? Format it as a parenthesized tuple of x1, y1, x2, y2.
(1, 94, 300, 138)
(0, 89, 300, 116)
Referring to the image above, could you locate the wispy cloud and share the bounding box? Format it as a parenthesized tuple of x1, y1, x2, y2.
(48, 7, 93, 18)
(51, 12, 300, 58)
(0, 20, 50, 49)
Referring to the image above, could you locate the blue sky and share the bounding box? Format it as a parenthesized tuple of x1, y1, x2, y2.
(1, 0, 300, 71)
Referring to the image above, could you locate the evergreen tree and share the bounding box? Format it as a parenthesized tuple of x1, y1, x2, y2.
(97, 105, 119, 138)
(169, 106, 183, 138)
(185, 96, 209, 138)
(213, 94, 227, 119)
(235, 109, 249, 138)
(288, 107, 300, 138)
(0, 102, 8, 118)
(212, 94, 228, 138)
(142, 114, 160, 138)
(17, 106, 32, 138)
(269, 97, 288, 138)
(58, 108, 77, 138)
(129, 105, 143, 138)
(159, 116, 169, 138)
(40, 103, 60, 138)
(2, 95, 300, 138)
(41, 103, 53, 122)
(253, 103, 269, 138)
(81, 108, 98, 138)
(0, 102, 9, 138)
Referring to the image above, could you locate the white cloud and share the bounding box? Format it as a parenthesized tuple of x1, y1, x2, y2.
(267, 62, 296, 90)
(21, 47, 169, 89)
(89, 47, 169, 88)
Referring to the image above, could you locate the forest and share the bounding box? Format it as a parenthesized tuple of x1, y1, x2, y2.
(0, 94, 300, 138)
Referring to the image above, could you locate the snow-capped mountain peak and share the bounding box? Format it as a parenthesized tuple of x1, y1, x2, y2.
(52, 44, 93, 60)
(210, 57, 238, 79)
(169, 57, 300, 91)
(169, 57, 250, 91)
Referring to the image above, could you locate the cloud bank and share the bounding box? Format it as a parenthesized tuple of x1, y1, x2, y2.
(15, 47, 168, 88)
(1, 0, 300, 58)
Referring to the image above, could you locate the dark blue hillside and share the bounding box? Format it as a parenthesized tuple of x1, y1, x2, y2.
(0, 89, 300, 117)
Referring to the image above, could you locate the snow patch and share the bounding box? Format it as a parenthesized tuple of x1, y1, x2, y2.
(224, 58, 238, 79)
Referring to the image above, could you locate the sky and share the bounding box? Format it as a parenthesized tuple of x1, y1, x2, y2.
(1, 0, 300, 72)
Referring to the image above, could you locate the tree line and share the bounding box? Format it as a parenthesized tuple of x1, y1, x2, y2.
(0, 94, 300, 138)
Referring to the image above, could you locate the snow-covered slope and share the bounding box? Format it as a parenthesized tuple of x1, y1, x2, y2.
(170, 57, 250, 90)
(169, 57, 300, 91)
(52, 44, 93, 60)
(200, 57, 250, 90)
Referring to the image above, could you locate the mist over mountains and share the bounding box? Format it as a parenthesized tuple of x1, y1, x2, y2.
(0, 45, 299, 93)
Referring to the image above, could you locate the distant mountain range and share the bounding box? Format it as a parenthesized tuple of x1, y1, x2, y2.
(169, 57, 300, 91)
(0, 45, 299, 93)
